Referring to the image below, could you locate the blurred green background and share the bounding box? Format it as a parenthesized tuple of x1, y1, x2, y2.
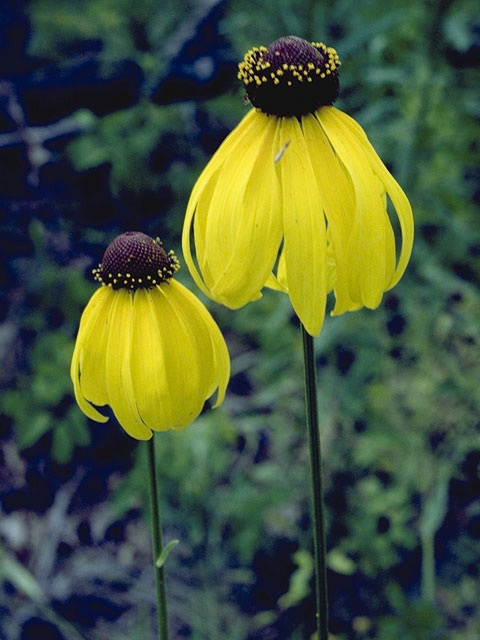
(0, 0, 479, 638)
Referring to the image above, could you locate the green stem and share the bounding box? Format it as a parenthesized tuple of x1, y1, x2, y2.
(301, 325, 329, 640)
(421, 531, 435, 603)
(147, 436, 169, 640)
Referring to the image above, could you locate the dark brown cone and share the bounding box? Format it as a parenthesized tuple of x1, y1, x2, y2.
(238, 35, 340, 117)
(94, 231, 179, 290)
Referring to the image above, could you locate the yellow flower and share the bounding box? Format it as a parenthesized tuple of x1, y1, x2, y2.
(71, 232, 230, 440)
(182, 36, 414, 336)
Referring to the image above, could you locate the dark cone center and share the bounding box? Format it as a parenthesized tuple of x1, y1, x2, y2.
(93, 231, 179, 290)
(238, 35, 340, 117)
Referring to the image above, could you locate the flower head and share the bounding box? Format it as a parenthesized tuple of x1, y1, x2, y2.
(182, 36, 414, 336)
(71, 232, 230, 440)
(238, 36, 340, 117)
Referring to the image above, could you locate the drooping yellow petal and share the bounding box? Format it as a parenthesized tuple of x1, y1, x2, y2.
(183, 109, 265, 299)
(325, 237, 338, 296)
(318, 107, 390, 309)
(201, 111, 283, 308)
(189, 108, 260, 204)
(131, 286, 216, 432)
(167, 280, 230, 408)
(193, 164, 222, 291)
(324, 107, 413, 290)
(130, 288, 170, 431)
(163, 284, 215, 402)
(377, 177, 396, 288)
(276, 116, 327, 336)
(76, 288, 113, 408)
(70, 287, 114, 423)
(303, 112, 360, 315)
(105, 289, 151, 440)
(191, 114, 272, 291)
(148, 285, 205, 430)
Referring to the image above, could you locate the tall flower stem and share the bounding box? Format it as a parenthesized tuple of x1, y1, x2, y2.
(146, 436, 169, 640)
(420, 530, 435, 603)
(301, 324, 329, 640)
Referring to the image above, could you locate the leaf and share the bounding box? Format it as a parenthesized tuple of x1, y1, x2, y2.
(155, 540, 179, 568)
(419, 470, 450, 539)
(52, 425, 74, 464)
(328, 549, 356, 575)
(278, 550, 313, 609)
(17, 411, 51, 449)
(0, 546, 46, 603)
